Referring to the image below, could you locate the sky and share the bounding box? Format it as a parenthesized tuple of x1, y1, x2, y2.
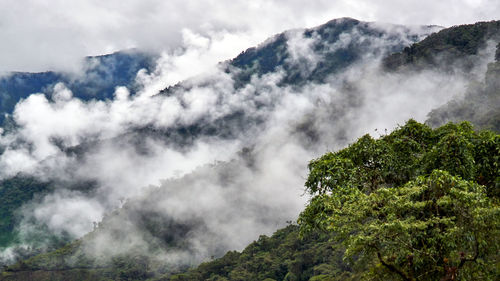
(0, 0, 499, 72)
(0, 0, 498, 267)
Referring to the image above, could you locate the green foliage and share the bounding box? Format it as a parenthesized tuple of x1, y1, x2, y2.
(230, 18, 421, 88)
(3, 122, 498, 281)
(0, 175, 98, 267)
(302, 120, 499, 198)
(0, 175, 51, 247)
(2, 239, 156, 281)
(325, 171, 497, 280)
(164, 225, 354, 281)
(300, 121, 500, 280)
(422, 123, 476, 180)
(383, 20, 500, 71)
(1, 18, 499, 281)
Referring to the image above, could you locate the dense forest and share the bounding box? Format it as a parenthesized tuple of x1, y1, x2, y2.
(164, 120, 499, 281)
(0, 19, 499, 281)
(2, 120, 497, 281)
(0, 17, 435, 264)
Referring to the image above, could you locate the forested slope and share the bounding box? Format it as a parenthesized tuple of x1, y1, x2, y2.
(426, 45, 500, 131)
(165, 120, 500, 281)
(0, 17, 433, 263)
(1, 19, 499, 281)
(2, 120, 498, 281)
(0, 50, 156, 125)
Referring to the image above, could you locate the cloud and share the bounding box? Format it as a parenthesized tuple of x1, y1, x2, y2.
(0, 0, 499, 72)
(0, 16, 497, 268)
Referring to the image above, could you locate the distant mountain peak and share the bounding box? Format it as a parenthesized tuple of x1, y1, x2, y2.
(227, 17, 435, 87)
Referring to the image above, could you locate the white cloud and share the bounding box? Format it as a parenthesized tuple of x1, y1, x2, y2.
(0, 0, 498, 72)
(0, 4, 497, 266)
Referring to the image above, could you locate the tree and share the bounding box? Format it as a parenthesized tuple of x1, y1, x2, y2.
(299, 121, 500, 280)
(311, 171, 498, 280)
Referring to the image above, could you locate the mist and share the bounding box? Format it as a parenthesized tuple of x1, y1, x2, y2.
(1, 0, 500, 73)
(0, 19, 495, 270)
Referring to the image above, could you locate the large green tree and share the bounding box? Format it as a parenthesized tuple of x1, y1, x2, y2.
(299, 120, 500, 280)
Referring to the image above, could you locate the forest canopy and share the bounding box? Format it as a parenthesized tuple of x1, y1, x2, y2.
(299, 120, 499, 280)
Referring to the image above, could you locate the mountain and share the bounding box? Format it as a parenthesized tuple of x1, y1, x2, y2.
(0, 50, 157, 125)
(162, 17, 437, 93)
(2, 120, 498, 281)
(426, 45, 500, 131)
(165, 120, 499, 281)
(164, 225, 349, 281)
(383, 20, 500, 72)
(153, 18, 437, 146)
(227, 17, 436, 87)
(0, 176, 51, 248)
(0, 17, 437, 272)
(0, 18, 499, 281)
(380, 20, 500, 131)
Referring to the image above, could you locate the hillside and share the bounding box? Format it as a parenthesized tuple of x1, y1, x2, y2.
(164, 120, 499, 281)
(162, 17, 436, 94)
(380, 20, 500, 132)
(0, 176, 51, 247)
(2, 120, 498, 280)
(0, 17, 438, 259)
(0, 18, 499, 281)
(383, 20, 500, 72)
(163, 225, 348, 281)
(227, 17, 434, 87)
(0, 50, 156, 125)
(426, 47, 500, 131)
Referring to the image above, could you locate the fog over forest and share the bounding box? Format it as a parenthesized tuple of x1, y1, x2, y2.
(0, 0, 499, 275)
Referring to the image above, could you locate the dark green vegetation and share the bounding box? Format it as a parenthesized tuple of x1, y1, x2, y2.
(2, 121, 498, 281)
(165, 121, 500, 281)
(0, 225, 345, 281)
(163, 225, 349, 281)
(385, 20, 500, 133)
(1, 19, 499, 281)
(149, 19, 434, 152)
(229, 18, 427, 87)
(0, 176, 51, 247)
(160, 17, 431, 95)
(0, 50, 156, 125)
(299, 120, 499, 280)
(383, 20, 500, 72)
(382, 20, 500, 132)
(0, 176, 98, 266)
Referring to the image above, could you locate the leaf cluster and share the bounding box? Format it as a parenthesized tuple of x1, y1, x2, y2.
(299, 121, 500, 280)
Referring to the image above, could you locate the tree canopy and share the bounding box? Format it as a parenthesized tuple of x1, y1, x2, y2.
(299, 120, 499, 280)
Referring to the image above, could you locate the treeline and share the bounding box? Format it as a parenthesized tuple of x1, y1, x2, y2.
(163, 120, 499, 281)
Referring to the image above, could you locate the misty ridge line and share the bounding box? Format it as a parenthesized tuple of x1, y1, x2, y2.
(0, 18, 441, 179)
(0, 18, 497, 271)
(3, 0, 499, 73)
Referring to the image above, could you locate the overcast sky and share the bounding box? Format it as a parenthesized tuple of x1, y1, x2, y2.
(1, 0, 497, 265)
(1, 0, 499, 72)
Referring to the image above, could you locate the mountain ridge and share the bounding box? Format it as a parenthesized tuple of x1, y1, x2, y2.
(0, 18, 499, 281)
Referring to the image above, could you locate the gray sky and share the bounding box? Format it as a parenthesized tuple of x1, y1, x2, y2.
(1, 0, 499, 72)
(1, 0, 495, 264)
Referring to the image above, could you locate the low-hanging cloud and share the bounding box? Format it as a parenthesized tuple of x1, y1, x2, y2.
(0, 19, 496, 270)
(1, 0, 499, 73)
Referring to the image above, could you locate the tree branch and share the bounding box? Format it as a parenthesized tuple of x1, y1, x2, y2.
(376, 251, 414, 281)
(458, 237, 479, 269)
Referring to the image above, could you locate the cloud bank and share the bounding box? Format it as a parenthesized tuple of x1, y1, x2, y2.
(0, 17, 496, 269)
(1, 0, 499, 72)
